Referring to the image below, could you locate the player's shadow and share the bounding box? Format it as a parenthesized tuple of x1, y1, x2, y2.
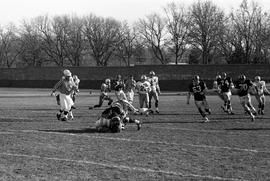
(39, 127, 98, 134)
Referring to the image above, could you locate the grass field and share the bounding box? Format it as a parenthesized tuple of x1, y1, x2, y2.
(0, 88, 270, 181)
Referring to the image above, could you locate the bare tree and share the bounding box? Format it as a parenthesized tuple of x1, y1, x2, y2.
(19, 20, 47, 67)
(83, 14, 123, 66)
(114, 22, 137, 66)
(164, 2, 191, 64)
(189, 1, 225, 64)
(0, 25, 23, 68)
(135, 13, 168, 64)
(230, 0, 269, 63)
(59, 15, 85, 66)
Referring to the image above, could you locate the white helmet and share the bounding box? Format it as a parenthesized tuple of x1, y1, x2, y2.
(141, 75, 147, 80)
(105, 78, 111, 84)
(149, 71, 155, 76)
(63, 69, 72, 77)
(255, 76, 261, 82)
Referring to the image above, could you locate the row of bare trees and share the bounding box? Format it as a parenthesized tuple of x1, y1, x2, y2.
(0, 0, 270, 68)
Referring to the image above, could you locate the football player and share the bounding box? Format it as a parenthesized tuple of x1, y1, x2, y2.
(89, 78, 113, 109)
(95, 100, 141, 132)
(253, 76, 270, 115)
(148, 71, 161, 114)
(136, 75, 151, 110)
(234, 74, 256, 121)
(51, 69, 78, 121)
(124, 75, 137, 103)
(218, 72, 235, 114)
(213, 74, 225, 101)
(68, 75, 80, 119)
(113, 74, 125, 90)
(187, 75, 211, 122)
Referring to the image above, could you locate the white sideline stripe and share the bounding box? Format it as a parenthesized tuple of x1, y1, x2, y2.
(0, 152, 246, 181)
(8, 129, 266, 153)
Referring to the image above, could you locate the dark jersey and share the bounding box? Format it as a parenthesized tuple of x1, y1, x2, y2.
(235, 79, 253, 97)
(189, 81, 206, 101)
(217, 77, 232, 92)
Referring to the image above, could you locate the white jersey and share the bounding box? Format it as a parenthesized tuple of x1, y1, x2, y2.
(136, 80, 151, 94)
(254, 81, 267, 95)
(148, 76, 160, 92)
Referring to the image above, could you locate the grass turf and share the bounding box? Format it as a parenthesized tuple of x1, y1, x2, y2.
(0, 88, 270, 180)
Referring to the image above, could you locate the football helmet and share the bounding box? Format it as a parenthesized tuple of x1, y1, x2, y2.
(216, 75, 221, 80)
(149, 71, 155, 76)
(105, 78, 111, 84)
(141, 75, 147, 80)
(63, 69, 72, 77)
(239, 74, 246, 82)
(255, 76, 261, 82)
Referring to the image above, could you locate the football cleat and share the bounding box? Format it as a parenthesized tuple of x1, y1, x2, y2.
(136, 121, 142, 130)
(69, 112, 74, 120)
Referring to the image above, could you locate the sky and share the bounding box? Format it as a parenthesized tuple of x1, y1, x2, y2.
(1, 0, 270, 26)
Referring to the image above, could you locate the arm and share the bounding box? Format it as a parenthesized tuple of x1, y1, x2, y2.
(51, 80, 63, 96)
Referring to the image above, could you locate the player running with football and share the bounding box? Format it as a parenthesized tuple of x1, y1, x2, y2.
(148, 71, 161, 114)
(51, 69, 78, 121)
(253, 76, 270, 115)
(234, 74, 257, 121)
(89, 78, 113, 109)
(187, 75, 211, 122)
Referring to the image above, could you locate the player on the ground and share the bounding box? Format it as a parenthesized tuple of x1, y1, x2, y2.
(218, 72, 235, 114)
(95, 98, 142, 132)
(234, 74, 257, 121)
(253, 76, 270, 115)
(89, 78, 113, 109)
(148, 71, 161, 114)
(124, 75, 137, 104)
(187, 75, 211, 122)
(136, 75, 151, 111)
(51, 69, 78, 121)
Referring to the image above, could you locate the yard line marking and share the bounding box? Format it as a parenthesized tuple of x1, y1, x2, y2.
(0, 131, 14, 135)
(8, 129, 268, 153)
(0, 152, 246, 181)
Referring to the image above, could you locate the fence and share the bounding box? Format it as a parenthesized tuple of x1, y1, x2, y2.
(0, 65, 269, 91)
